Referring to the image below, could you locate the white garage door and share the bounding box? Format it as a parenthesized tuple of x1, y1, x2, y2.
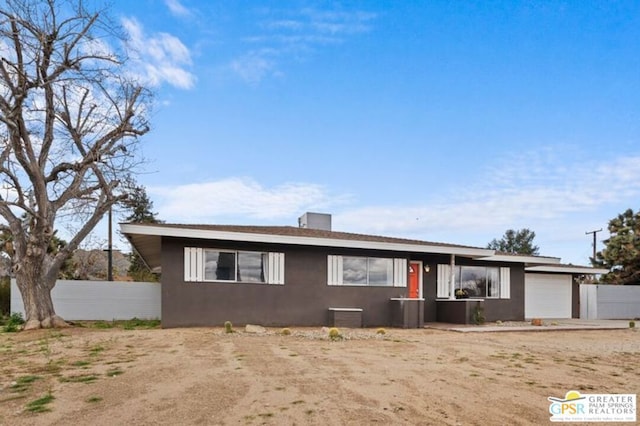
(525, 273, 572, 319)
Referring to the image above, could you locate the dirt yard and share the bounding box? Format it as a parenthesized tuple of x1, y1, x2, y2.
(0, 325, 638, 425)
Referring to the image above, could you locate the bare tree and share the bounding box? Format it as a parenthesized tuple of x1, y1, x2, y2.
(0, 0, 150, 329)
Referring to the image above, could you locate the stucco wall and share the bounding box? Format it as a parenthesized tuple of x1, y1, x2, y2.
(483, 265, 525, 322)
(160, 237, 527, 327)
(428, 256, 525, 322)
(161, 237, 411, 328)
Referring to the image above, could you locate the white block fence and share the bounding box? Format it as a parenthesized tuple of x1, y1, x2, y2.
(580, 284, 640, 320)
(10, 279, 161, 320)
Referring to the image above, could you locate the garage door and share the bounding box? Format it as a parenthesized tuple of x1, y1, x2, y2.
(525, 273, 572, 319)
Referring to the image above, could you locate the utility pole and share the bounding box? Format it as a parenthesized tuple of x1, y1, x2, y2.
(585, 229, 602, 262)
(107, 206, 113, 281)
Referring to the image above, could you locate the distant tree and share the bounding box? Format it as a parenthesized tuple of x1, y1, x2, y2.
(71, 249, 106, 281)
(47, 234, 76, 280)
(487, 229, 540, 255)
(121, 184, 160, 225)
(594, 208, 640, 285)
(120, 185, 161, 282)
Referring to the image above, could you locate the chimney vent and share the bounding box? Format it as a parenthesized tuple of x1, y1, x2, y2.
(298, 212, 331, 231)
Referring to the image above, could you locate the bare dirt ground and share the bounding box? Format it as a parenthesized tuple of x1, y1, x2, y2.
(0, 325, 638, 425)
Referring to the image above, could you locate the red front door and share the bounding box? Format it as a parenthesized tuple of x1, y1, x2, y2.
(409, 262, 420, 299)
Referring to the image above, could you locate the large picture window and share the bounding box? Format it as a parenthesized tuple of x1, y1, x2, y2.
(328, 255, 407, 287)
(455, 266, 499, 298)
(184, 248, 284, 284)
(436, 264, 510, 299)
(343, 256, 394, 286)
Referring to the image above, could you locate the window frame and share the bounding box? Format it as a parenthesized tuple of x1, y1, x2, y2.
(455, 265, 501, 299)
(204, 249, 238, 282)
(184, 247, 284, 285)
(328, 255, 407, 287)
(436, 264, 510, 299)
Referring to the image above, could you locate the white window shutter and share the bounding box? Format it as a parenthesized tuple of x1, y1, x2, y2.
(500, 267, 510, 299)
(184, 247, 203, 282)
(327, 255, 343, 285)
(184, 247, 192, 281)
(267, 253, 285, 284)
(437, 264, 450, 298)
(393, 259, 407, 287)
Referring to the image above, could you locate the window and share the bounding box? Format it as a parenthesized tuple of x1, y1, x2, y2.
(238, 252, 268, 283)
(456, 266, 499, 298)
(184, 248, 284, 284)
(437, 264, 510, 299)
(204, 250, 237, 281)
(328, 255, 406, 287)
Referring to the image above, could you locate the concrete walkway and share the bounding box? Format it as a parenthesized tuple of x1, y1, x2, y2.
(425, 319, 635, 333)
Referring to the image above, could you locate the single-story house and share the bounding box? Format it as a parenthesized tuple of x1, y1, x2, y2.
(121, 212, 607, 328)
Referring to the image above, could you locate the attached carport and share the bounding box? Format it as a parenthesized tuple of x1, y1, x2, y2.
(524, 265, 608, 319)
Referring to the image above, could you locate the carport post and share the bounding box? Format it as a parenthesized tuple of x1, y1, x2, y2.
(449, 254, 456, 300)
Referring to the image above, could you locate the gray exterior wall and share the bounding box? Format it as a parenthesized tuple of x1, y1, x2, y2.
(419, 256, 525, 322)
(160, 237, 527, 328)
(484, 265, 525, 322)
(11, 279, 160, 320)
(162, 237, 411, 328)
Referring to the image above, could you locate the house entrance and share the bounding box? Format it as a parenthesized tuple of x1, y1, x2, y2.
(408, 261, 421, 299)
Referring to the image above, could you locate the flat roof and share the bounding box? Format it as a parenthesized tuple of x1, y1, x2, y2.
(525, 264, 609, 274)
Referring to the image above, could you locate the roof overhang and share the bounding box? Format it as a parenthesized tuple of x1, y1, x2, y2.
(121, 224, 600, 274)
(123, 232, 162, 272)
(475, 254, 562, 264)
(120, 223, 496, 270)
(525, 265, 609, 274)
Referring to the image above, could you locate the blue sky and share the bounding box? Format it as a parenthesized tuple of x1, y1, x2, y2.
(105, 0, 640, 265)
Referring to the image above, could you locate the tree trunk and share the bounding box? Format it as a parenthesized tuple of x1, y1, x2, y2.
(15, 260, 67, 329)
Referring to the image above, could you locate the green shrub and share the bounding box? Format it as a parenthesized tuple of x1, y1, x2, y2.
(630, 320, 635, 329)
(91, 321, 114, 329)
(122, 318, 161, 330)
(224, 321, 233, 334)
(280, 328, 291, 336)
(472, 304, 485, 325)
(3, 312, 25, 332)
(328, 327, 342, 341)
(375, 328, 386, 335)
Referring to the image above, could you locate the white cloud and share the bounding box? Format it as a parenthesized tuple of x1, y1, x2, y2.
(301, 9, 377, 35)
(229, 50, 280, 85)
(337, 152, 640, 234)
(333, 150, 640, 263)
(147, 149, 640, 264)
(122, 17, 196, 89)
(229, 7, 377, 84)
(165, 0, 192, 18)
(150, 178, 347, 222)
